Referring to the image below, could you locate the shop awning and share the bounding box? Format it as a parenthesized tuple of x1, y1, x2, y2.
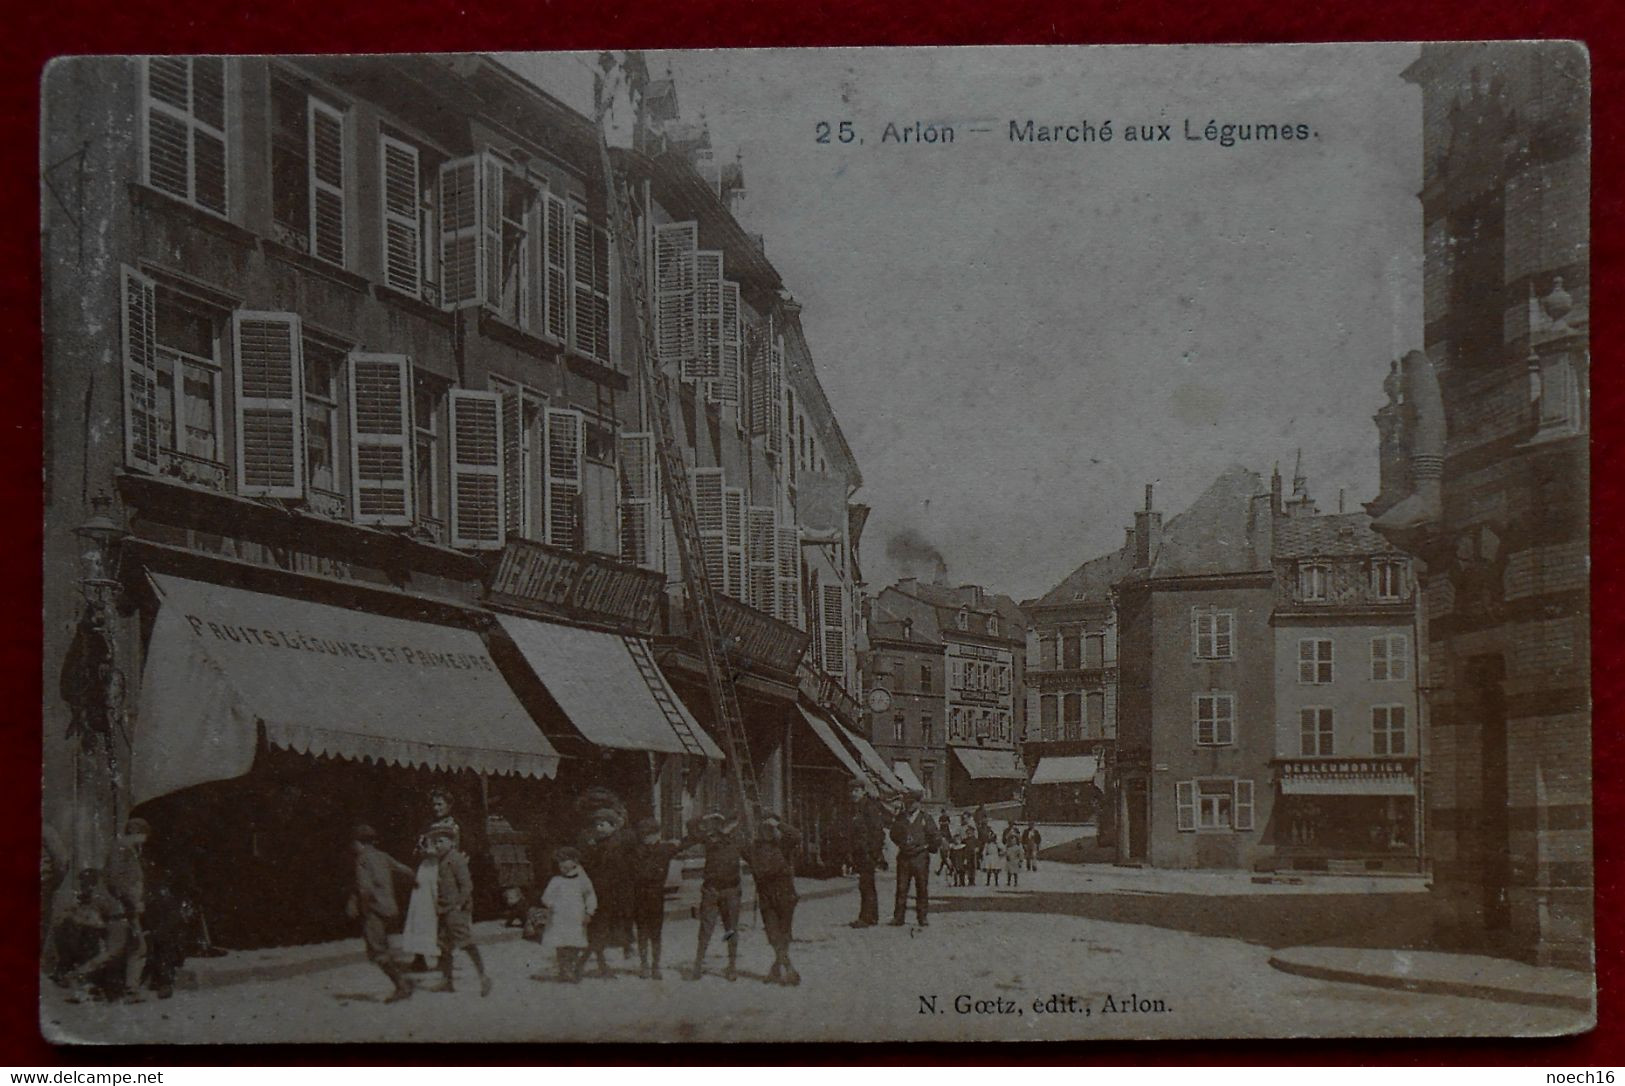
(952, 746, 1026, 780)
(1030, 755, 1099, 786)
(494, 614, 722, 760)
(133, 574, 560, 806)
(1280, 776, 1416, 796)
(834, 724, 907, 793)
(892, 760, 925, 792)
(795, 706, 870, 786)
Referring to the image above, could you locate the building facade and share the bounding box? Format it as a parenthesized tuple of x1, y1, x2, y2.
(1022, 543, 1128, 825)
(1371, 43, 1590, 964)
(41, 53, 871, 946)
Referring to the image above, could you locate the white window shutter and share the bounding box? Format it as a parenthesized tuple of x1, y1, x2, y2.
(655, 221, 697, 367)
(347, 352, 414, 525)
(525, 185, 546, 337)
(500, 389, 527, 539)
(592, 222, 611, 362)
(1234, 780, 1255, 831)
(1175, 781, 1196, 831)
(438, 156, 482, 309)
(448, 389, 504, 549)
(570, 211, 592, 356)
(120, 265, 162, 474)
(307, 98, 346, 267)
(544, 194, 569, 342)
(746, 321, 769, 437)
(748, 506, 777, 612)
(544, 407, 584, 549)
(380, 135, 421, 296)
(694, 250, 723, 385)
(619, 431, 656, 567)
(689, 468, 726, 591)
(722, 486, 746, 599)
(480, 152, 504, 312)
(233, 311, 305, 498)
(769, 334, 786, 457)
(776, 523, 800, 626)
(821, 582, 846, 675)
(720, 280, 741, 410)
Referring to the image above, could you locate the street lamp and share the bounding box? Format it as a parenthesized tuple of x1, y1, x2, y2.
(75, 490, 128, 608)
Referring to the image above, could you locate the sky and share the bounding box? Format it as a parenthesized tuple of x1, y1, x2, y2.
(508, 45, 1423, 602)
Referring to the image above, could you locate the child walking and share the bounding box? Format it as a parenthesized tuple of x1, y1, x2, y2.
(427, 826, 492, 996)
(538, 847, 597, 983)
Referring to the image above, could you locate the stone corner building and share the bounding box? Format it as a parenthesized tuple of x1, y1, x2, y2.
(1371, 42, 1590, 966)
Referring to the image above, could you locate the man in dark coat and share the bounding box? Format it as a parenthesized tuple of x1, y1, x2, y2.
(847, 784, 885, 928)
(889, 790, 941, 927)
(345, 823, 415, 1002)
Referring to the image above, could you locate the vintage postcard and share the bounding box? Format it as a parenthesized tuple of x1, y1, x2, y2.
(38, 42, 1592, 1043)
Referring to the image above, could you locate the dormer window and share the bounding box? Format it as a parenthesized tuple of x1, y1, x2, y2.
(1372, 558, 1408, 601)
(1298, 561, 1330, 601)
(956, 608, 968, 631)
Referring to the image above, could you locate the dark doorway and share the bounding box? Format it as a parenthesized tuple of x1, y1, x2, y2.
(1125, 778, 1149, 861)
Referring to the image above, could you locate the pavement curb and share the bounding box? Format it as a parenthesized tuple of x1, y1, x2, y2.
(178, 880, 857, 992)
(1267, 951, 1594, 1012)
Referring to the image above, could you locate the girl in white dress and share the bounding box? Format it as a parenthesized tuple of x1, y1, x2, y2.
(401, 789, 459, 969)
(538, 847, 597, 983)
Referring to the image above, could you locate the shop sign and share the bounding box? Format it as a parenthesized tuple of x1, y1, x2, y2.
(715, 594, 809, 676)
(488, 540, 664, 633)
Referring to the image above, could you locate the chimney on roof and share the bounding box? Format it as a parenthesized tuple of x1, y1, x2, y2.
(1271, 462, 1283, 515)
(1338, 488, 1346, 514)
(1134, 484, 1162, 570)
(932, 559, 949, 587)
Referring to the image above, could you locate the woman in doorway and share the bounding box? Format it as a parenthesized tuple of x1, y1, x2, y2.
(401, 788, 460, 972)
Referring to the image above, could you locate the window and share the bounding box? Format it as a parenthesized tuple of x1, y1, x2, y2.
(1299, 707, 1334, 756)
(1372, 705, 1407, 755)
(1062, 631, 1082, 669)
(1086, 691, 1105, 736)
(1371, 635, 1410, 682)
(949, 706, 966, 743)
(1298, 561, 1330, 601)
(270, 77, 346, 265)
(1194, 692, 1235, 746)
(348, 353, 413, 525)
(919, 663, 932, 693)
(302, 338, 346, 499)
(956, 609, 968, 631)
(920, 715, 933, 746)
(893, 713, 906, 744)
(1298, 638, 1334, 684)
(571, 210, 612, 363)
(1372, 559, 1408, 601)
(1192, 608, 1234, 659)
(1039, 633, 1057, 670)
(1176, 779, 1254, 832)
(493, 168, 536, 329)
(153, 290, 224, 466)
(1040, 695, 1058, 742)
(413, 372, 446, 530)
(143, 57, 227, 217)
(491, 377, 547, 541)
(1086, 633, 1105, 669)
(379, 134, 426, 298)
(1062, 692, 1083, 741)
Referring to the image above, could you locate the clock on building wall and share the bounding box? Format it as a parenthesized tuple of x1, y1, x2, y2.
(867, 687, 893, 713)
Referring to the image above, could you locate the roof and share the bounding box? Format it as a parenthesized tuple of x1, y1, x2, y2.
(882, 581, 1022, 643)
(1272, 511, 1401, 560)
(1032, 543, 1133, 608)
(1151, 465, 1271, 578)
(870, 590, 944, 646)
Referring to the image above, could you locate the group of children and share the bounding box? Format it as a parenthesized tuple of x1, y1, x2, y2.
(939, 819, 1041, 888)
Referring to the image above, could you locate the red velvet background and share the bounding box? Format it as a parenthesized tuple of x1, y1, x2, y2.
(0, 0, 1617, 1065)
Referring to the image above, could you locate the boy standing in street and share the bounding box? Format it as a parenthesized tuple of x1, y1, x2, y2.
(428, 826, 492, 997)
(746, 813, 802, 986)
(345, 823, 415, 1003)
(630, 818, 682, 979)
(685, 811, 745, 981)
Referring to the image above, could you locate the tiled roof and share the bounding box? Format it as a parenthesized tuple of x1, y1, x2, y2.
(1273, 511, 1399, 559)
(1032, 545, 1132, 607)
(1151, 465, 1270, 577)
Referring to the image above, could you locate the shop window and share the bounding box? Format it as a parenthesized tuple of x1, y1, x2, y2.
(1299, 707, 1334, 756)
(1371, 634, 1410, 682)
(1194, 691, 1234, 746)
(142, 57, 227, 217)
(1298, 638, 1334, 684)
(1372, 705, 1407, 755)
(270, 75, 347, 265)
(1192, 608, 1234, 659)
